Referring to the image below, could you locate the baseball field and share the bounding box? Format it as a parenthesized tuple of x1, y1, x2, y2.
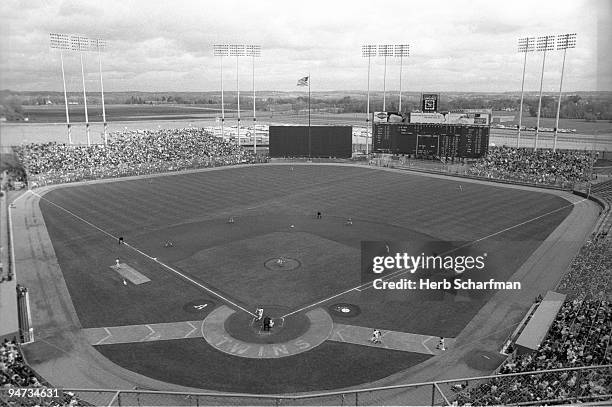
(27, 164, 575, 393)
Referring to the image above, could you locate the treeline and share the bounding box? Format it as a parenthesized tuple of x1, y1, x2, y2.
(125, 95, 218, 104)
(260, 94, 612, 120)
(2, 90, 611, 121)
(0, 96, 24, 120)
(525, 95, 612, 121)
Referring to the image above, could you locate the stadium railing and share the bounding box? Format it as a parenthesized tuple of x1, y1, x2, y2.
(59, 364, 611, 407)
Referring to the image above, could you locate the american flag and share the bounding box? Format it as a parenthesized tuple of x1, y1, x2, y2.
(297, 76, 309, 86)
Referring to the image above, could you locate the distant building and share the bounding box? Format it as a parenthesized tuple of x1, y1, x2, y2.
(492, 115, 515, 123)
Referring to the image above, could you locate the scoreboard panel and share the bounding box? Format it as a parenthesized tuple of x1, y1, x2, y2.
(373, 123, 489, 158)
(269, 126, 352, 158)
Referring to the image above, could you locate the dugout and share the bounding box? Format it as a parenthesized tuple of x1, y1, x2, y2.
(514, 291, 566, 355)
(269, 126, 352, 158)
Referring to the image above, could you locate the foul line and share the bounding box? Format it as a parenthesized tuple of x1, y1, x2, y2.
(358, 197, 587, 291)
(30, 191, 257, 318)
(281, 197, 587, 318)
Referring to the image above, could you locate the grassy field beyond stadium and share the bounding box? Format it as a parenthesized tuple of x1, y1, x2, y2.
(36, 164, 572, 392)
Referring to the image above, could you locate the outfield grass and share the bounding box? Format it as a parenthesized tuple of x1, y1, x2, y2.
(38, 164, 571, 391)
(40, 165, 570, 326)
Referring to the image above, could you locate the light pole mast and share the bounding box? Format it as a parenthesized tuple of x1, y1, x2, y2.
(94, 38, 108, 145)
(379, 45, 393, 111)
(52, 33, 110, 146)
(246, 45, 261, 153)
(394, 44, 409, 113)
(517, 36, 534, 148)
(534, 35, 555, 150)
(229, 44, 245, 147)
(72, 35, 91, 146)
(362, 45, 376, 154)
(213, 45, 229, 140)
(553, 33, 576, 152)
(50, 33, 72, 144)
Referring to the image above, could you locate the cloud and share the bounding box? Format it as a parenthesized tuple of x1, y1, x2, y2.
(0, 0, 607, 92)
(58, 0, 101, 17)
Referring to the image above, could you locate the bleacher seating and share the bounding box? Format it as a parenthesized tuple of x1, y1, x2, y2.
(468, 146, 595, 187)
(0, 339, 83, 406)
(454, 297, 611, 405)
(15, 128, 267, 187)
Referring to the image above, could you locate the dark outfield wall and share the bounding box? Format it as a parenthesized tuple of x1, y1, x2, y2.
(269, 126, 352, 158)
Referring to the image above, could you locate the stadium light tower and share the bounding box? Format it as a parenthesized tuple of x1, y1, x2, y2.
(534, 35, 555, 150)
(553, 33, 577, 152)
(229, 44, 245, 146)
(517, 36, 535, 148)
(394, 44, 409, 113)
(213, 45, 229, 139)
(246, 45, 261, 153)
(90, 38, 108, 145)
(49, 33, 72, 144)
(378, 45, 394, 111)
(71, 35, 92, 146)
(362, 45, 377, 155)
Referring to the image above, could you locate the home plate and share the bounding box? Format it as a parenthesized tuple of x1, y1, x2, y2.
(110, 263, 151, 285)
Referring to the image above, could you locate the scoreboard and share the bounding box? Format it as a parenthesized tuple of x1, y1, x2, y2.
(269, 126, 352, 158)
(372, 123, 489, 158)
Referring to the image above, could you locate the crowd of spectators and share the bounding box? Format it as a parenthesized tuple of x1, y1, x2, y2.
(453, 297, 611, 405)
(1, 339, 81, 406)
(452, 234, 611, 406)
(15, 128, 267, 187)
(468, 146, 595, 187)
(557, 239, 612, 299)
(0, 339, 40, 388)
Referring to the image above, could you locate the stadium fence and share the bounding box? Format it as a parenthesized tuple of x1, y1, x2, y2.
(62, 364, 611, 406)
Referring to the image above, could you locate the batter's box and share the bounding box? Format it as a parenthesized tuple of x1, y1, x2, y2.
(110, 263, 151, 285)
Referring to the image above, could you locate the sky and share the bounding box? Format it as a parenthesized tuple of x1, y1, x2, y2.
(1, 0, 611, 93)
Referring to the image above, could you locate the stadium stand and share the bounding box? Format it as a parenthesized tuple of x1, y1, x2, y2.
(371, 146, 595, 189)
(467, 146, 595, 186)
(15, 128, 267, 187)
(591, 179, 612, 238)
(452, 240, 612, 405)
(0, 339, 83, 406)
(592, 180, 612, 203)
(453, 298, 611, 405)
(557, 239, 612, 299)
